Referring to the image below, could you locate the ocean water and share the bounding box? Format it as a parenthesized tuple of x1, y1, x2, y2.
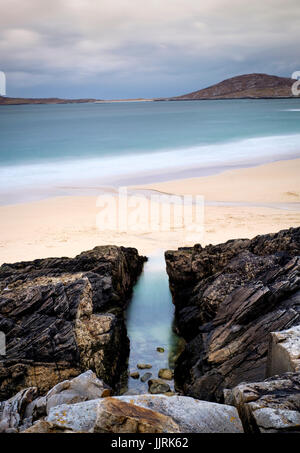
(0, 99, 300, 204)
(124, 253, 183, 394)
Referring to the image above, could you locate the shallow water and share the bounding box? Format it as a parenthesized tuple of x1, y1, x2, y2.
(124, 252, 183, 394)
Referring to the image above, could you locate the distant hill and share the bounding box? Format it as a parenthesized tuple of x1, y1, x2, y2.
(164, 73, 297, 100)
(0, 97, 97, 105)
(0, 96, 154, 105)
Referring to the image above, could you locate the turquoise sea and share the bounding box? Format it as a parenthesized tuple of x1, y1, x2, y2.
(0, 99, 300, 204)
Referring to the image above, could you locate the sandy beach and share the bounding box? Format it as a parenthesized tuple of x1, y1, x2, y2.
(0, 158, 299, 264)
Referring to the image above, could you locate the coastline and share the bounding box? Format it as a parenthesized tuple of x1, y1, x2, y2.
(0, 158, 299, 264)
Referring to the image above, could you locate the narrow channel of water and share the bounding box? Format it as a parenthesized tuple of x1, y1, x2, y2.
(123, 251, 183, 395)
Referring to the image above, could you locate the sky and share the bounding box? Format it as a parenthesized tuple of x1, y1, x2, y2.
(0, 0, 300, 99)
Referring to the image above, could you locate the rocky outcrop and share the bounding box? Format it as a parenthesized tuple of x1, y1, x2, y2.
(0, 246, 146, 400)
(165, 227, 300, 401)
(267, 326, 300, 377)
(226, 372, 300, 433)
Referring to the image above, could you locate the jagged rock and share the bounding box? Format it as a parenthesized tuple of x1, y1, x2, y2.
(148, 379, 170, 394)
(158, 369, 173, 380)
(165, 227, 300, 401)
(0, 370, 111, 432)
(43, 395, 243, 433)
(228, 372, 300, 433)
(137, 363, 152, 370)
(0, 387, 38, 432)
(0, 246, 146, 400)
(266, 325, 300, 376)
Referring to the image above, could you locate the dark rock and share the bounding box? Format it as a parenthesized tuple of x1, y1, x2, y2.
(140, 372, 152, 383)
(0, 246, 146, 400)
(165, 227, 300, 401)
(156, 347, 164, 353)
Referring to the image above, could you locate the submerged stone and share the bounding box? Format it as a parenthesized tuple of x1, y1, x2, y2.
(137, 363, 152, 370)
(140, 372, 152, 383)
(130, 372, 140, 379)
(158, 369, 173, 380)
(148, 379, 170, 394)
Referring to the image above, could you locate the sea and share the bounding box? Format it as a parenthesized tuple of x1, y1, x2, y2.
(1, 98, 300, 205)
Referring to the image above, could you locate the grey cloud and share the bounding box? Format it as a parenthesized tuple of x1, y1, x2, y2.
(0, 0, 299, 97)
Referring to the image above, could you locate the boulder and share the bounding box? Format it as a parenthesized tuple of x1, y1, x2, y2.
(43, 394, 243, 433)
(35, 370, 111, 417)
(119, 395, 243, 433)
(165, 227, 300, 401)
(45, 398, 179, 433)
(148, 379, 170, 394)
(0, 246, 146, 399)
(266, 325, 300, 377)
(228, 371, 300, 433)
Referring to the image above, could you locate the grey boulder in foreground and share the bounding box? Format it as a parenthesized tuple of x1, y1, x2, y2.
(32, 394, 243, 433)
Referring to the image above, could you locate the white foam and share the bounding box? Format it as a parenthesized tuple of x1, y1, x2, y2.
(1, 134, 300, 201)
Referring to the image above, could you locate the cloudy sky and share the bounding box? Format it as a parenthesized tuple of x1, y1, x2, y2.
(1, 0, 299, 99)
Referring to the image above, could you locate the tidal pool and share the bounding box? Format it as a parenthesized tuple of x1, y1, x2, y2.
(124, 251, 183, 394)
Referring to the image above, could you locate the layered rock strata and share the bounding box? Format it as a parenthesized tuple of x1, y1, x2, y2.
(0, 246, 146, 400)
(165, 227, 300, 401)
